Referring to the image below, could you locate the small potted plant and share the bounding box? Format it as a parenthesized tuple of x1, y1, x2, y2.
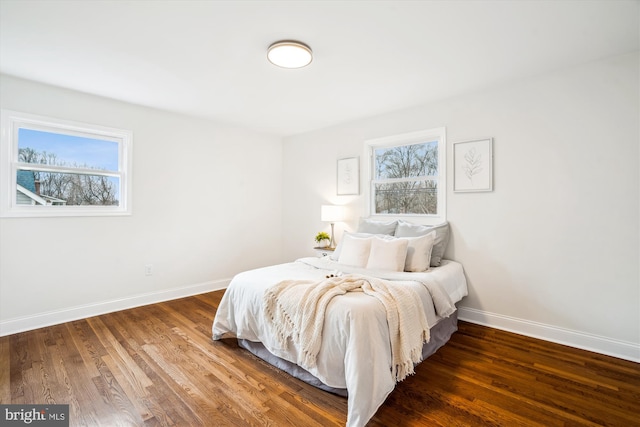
(314, 231, 331, 248)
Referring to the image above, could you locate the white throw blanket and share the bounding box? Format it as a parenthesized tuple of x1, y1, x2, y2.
(263, 274, 448, 382)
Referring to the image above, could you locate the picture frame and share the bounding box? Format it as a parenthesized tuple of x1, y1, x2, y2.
(453, 138, 493, 192)
(337, 157, 359, 195)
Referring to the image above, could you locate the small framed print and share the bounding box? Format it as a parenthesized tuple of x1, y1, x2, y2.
(453, 138, 493, 192)
(337, 157, 359, 195)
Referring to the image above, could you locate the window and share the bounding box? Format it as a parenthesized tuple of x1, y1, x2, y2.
(366, 128, 446, 222)
(1, 110, 132, 217)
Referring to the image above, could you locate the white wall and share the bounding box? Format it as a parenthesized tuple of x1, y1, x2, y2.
(282, 53, 639, 361)
(0, 74, 284, 334)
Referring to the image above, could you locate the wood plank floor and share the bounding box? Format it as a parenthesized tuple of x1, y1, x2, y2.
(1, 290, 639, 426)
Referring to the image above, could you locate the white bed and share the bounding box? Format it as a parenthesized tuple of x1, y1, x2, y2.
(212, 253, 468, 427)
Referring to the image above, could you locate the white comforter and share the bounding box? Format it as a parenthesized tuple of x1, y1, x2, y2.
(212, 257, 468, 427)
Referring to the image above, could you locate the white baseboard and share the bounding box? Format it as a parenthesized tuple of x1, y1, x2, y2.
(0, 279, 230, 337)
(457, 306, 640, 363)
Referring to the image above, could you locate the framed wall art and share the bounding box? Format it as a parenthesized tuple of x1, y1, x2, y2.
(337, 157, 359, 195)
(453, 138, 493, 192)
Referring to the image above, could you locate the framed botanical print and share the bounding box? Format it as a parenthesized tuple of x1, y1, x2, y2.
(453, 138, 493, 192)
(337, 157, 359, 195)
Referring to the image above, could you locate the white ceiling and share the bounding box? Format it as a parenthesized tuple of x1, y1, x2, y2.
(1, 0, 638, 137)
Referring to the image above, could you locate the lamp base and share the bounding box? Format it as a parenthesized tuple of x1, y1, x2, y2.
(330, 222, 336, 248)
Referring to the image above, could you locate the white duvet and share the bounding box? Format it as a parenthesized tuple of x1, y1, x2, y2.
(212, 257, 468, 427)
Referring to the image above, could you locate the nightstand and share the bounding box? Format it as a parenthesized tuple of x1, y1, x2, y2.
(313, 246, 335, 258)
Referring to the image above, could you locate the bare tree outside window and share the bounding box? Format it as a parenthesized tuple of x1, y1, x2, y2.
(18, 147, 119, 206)
(373, 141, 438, 215)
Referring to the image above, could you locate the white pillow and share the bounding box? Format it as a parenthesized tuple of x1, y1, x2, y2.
(403, 231, 436, 272)
(395, 221, 449, 267)
(331, 232, 375, 261)
(338, 234, 373, 267)
(366, 235, 409, 272)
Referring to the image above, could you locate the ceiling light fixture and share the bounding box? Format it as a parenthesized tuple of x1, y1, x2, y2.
(267, 40, 313, 69)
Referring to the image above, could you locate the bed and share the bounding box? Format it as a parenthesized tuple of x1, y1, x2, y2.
(212, 220, 468, 427)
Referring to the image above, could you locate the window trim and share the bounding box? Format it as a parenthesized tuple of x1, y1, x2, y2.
(1, 110, 133, 217)
(364, 127, 446, 224)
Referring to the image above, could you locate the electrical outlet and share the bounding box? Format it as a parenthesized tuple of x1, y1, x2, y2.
(144, 264, 153, 276)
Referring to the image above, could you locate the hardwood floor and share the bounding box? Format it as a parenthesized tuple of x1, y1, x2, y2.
(1, 290, 638, 426)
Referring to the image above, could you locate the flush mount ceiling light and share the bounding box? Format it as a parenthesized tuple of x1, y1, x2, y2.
(267, 40, 313, 69)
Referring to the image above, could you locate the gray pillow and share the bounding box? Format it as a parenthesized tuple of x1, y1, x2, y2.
(394, 221, 450, 267)
(357, 218, 397, 235)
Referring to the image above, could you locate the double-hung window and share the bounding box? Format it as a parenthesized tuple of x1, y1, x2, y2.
(1, 110, 132, 217)
(366, 128, 446, 223)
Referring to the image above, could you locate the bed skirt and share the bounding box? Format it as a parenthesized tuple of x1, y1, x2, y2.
(238, 310, 459, 397)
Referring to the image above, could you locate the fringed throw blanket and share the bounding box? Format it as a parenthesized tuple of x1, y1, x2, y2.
(263, 274, 454, 382)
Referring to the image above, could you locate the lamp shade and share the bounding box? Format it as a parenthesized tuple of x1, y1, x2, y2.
(321, 205, 345, 223)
